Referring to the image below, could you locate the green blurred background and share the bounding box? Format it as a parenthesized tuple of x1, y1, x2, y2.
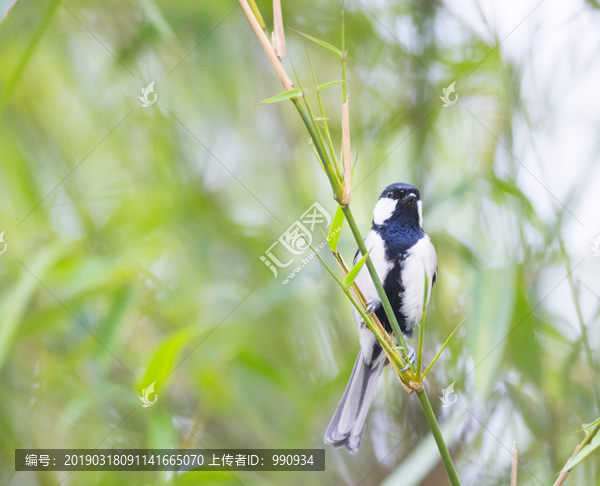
(1, 0, 599, 485)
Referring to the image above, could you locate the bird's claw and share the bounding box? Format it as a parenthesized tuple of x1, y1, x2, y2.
(365, 300, 376, 316)
(398, 345, 417, 372)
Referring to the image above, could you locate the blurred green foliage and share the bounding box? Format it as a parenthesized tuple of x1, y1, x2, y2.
(1, 0, 599, 485)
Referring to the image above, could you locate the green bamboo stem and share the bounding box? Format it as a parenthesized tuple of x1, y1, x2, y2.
(416, 272, 429, 380)
(308, 242, 397, 363)
(290, 97, 343, 201)
(417, 390, 462, 486)
(305, 48, 343, 181)
(341, 206, 414, 371)
(329, 251, 410, 372)
(580, 420, 600, 449)
(314, 246, 410, 377)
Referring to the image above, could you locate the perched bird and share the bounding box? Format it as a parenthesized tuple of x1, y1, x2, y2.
(325, 183, 438, 454)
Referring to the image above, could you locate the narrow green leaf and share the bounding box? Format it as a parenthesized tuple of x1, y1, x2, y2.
(580, 420, 600, 450)
(259, 88, 303, 104)
(302, 237, 345, 289)
(305, 44, 340, 175)
(574, 418, 600, 434)
(318, 80, 345, 90)
(328, 205, 345, 251)
(416, 269, 429, 377)
(568, 433, 600, 470)
(308, 139, 326, 173)
(138, 326, 197, 393)
(344, 249, 371, 289)
(422, 312, 472, 378)
(247, 0, 266, 29)
(289, 28, 343, 58)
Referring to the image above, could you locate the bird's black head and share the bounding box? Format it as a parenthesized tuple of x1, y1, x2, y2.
(372, 182, 422, 228)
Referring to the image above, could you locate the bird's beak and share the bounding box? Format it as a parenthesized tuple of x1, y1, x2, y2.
(403, 193, 417, 202)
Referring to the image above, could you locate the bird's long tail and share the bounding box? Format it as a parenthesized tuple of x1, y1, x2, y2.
(324, 348, 385, 454)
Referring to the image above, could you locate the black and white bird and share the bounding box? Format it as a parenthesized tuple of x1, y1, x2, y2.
(324, 182, 438, 454)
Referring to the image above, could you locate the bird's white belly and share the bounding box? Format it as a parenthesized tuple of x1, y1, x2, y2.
(400, 235, 437, 331)
(351, 231, 437, 339)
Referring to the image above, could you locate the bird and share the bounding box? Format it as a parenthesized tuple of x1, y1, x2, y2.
(324, 182, 437, 454)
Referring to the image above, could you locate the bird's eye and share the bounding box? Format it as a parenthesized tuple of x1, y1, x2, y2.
(386, 192, 394, 199)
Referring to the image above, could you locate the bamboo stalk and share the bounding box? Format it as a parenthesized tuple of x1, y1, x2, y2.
(331, 251, 411, 381)
(272, 0, 286, 57)
(553, 445, 581, 486)
(341, 1, 347, 102)
(342, 207, 414, 370)
(417, 390, 462, 486)
(238, 0, 293, 91)
(341, 100, 352, 205)
(291, 98, 344, 200)
(553, 419, 600, 485)
(247, 0, 267, 33)
(416, 271, 429, 380)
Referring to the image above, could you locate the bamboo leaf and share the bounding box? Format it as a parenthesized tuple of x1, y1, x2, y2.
(344, 249, 371, 289)
(574, 418, 600, 434)
(308, 139, 326, 173)
(289, 28, 343, 58)
(303, 238, 345, 289)
(318, 80, 345, 90)
(328, 205, 345, 251)
(259, 88, 303, 104)
(416, 269, 429, 377)
(138, 326, 197, 393)
(422, 312, 472, 378)
(305, 44, 340, 175)
(567, 433, 600, 470)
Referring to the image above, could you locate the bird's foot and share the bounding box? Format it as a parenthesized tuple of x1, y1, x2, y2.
(365, 300, 376, 316)
(398, 344, 417, 372)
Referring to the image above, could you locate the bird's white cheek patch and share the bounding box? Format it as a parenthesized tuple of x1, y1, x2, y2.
(373, 198, 397, 225)
(417, 200, 423, 227)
